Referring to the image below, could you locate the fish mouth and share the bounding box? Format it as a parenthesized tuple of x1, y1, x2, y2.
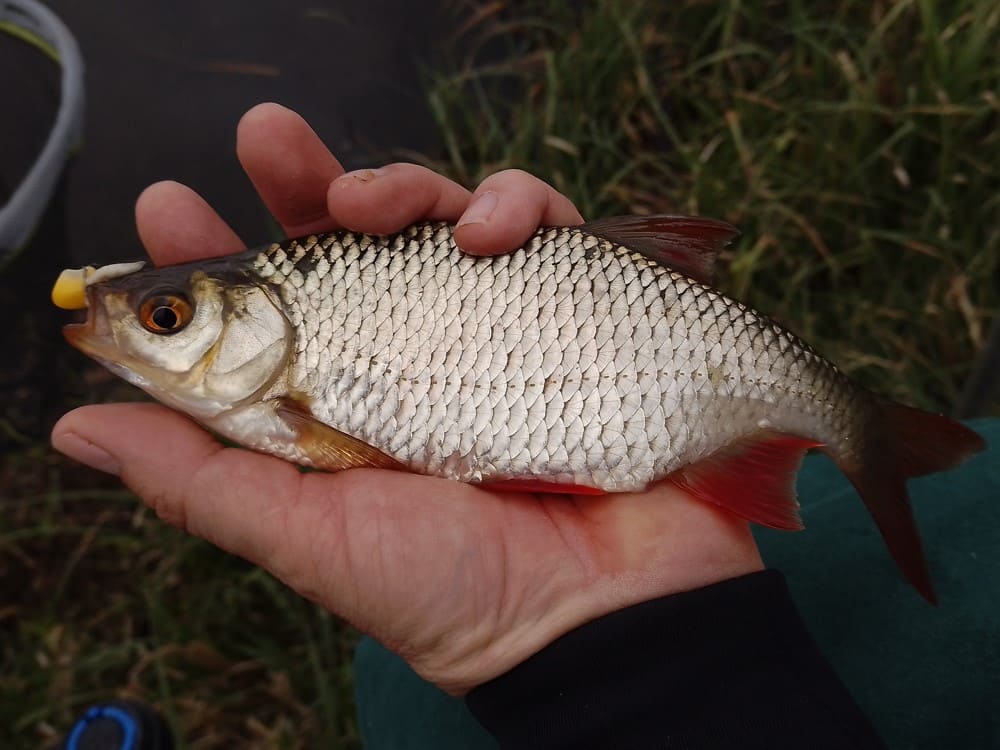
(62, 291, 158, 392)
(61, 291, 138, 381)
(62, 289, 112, 360)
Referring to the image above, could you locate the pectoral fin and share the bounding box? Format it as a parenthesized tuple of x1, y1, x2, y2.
(276, 398, 406, 472)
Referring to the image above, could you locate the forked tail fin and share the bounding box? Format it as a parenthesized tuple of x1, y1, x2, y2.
(842, 403, 986, 605)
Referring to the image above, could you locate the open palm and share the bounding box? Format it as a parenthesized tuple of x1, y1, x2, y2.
(53, 104, 762, 695)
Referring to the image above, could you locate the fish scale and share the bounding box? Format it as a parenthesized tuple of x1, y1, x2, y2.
(250, 223, 841, 489)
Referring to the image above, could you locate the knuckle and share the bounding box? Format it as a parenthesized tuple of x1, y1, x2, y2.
(143, 485, 190, 532)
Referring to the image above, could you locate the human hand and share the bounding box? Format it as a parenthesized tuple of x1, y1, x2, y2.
(51, 103, 763, 695)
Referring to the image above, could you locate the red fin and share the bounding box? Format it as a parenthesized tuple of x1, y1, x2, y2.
(839, 404, 986, 605)
(478, 479, 606, 496)
(842, 466, 938, 605)
(882, 402, 986, 477)
(670, 432, 822, 531)
(275, 398, 406, 473)
(580, 215, 739, 284)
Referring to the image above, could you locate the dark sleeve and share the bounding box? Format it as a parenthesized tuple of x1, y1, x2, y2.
(466, 570, 886, 750)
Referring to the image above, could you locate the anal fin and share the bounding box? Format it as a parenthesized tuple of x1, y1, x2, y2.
(670, 432, 823, 531)
(276, 398, 406, 473)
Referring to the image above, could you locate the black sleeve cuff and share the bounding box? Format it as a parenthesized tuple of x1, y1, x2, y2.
(466, 570, 886, 749)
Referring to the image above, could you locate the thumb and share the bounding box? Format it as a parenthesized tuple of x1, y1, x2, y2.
(51, 403, 313, 566)
(49, 403, 479, 617)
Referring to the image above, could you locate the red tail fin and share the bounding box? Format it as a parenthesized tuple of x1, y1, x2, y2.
(883, 403, 987, 477)
(842, 404, 986, 605)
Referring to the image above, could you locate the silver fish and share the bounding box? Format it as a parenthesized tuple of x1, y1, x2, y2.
(53, 216, 985, 602)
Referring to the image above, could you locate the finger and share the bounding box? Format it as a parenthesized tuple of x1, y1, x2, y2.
(50, 402, 379, 588)
(49, 403, 457, 592)
(327, 163, 472, 234)
(135, 181, 246, 266)
(236, 102, 345, 236)
(453, 169, 584, 255)
(52, 404, 294, 556)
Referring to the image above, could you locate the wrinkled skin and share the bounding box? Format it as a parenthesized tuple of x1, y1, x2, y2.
(52, 103, 763, 695)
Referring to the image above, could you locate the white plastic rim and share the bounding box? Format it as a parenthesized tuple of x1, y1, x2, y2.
(0, 0, 84, 258)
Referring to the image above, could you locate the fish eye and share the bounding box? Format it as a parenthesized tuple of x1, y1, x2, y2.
(138, 292, 193, 334)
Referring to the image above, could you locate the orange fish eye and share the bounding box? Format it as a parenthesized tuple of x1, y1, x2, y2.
(138, 292, 193, 334)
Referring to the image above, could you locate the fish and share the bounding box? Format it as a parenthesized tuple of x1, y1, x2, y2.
(52, 216, 986, 602)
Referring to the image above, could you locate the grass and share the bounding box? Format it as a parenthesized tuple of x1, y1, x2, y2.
(3, 0, 998, 748)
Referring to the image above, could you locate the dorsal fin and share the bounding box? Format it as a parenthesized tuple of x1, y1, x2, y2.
(579, 215, 739, 284)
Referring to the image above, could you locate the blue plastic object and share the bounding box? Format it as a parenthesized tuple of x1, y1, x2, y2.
(65, 705, 137, 750)
(59, 700, 173, 750)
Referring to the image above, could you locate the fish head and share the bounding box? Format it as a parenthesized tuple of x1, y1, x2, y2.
(54, 260, 292, 419)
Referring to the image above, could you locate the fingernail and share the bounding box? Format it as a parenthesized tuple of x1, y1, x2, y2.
(336, 168, 385, 187)
(53, 431, 121, 476)
(457, 191, 499, 227)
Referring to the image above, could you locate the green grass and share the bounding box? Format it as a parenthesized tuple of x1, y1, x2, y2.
(4, 1, 998, 747)
(426, 0, 999, 412)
